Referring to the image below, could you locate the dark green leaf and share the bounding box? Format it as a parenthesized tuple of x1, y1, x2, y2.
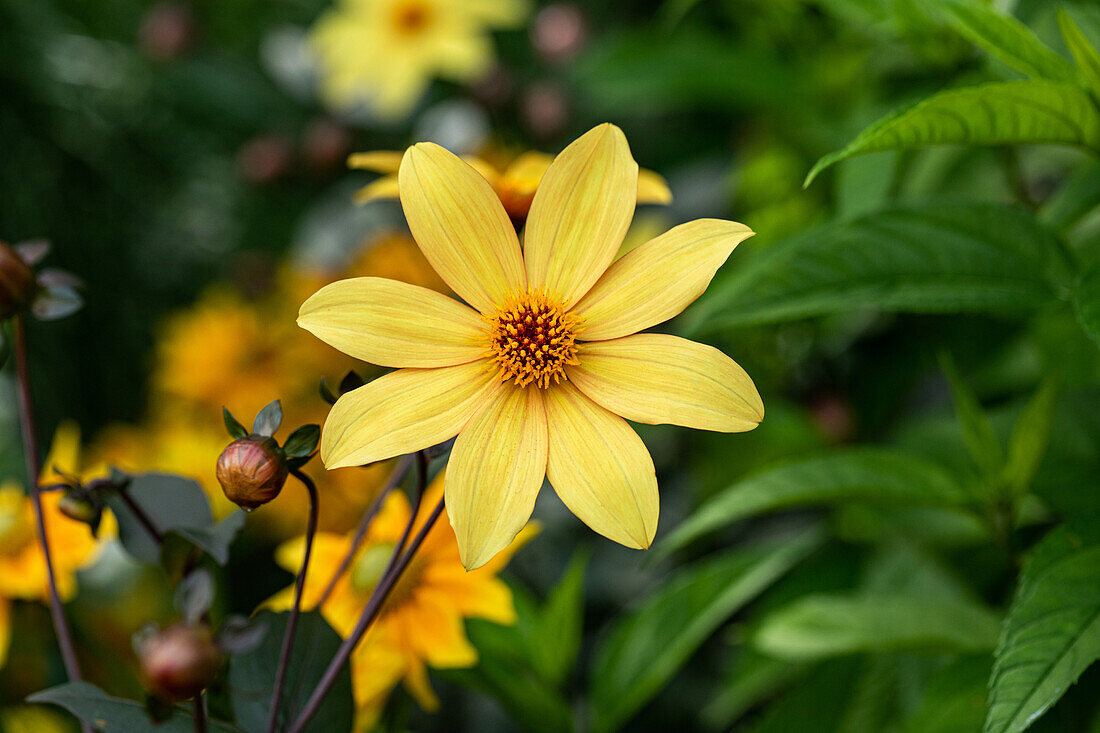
(755, 592, 1001, 660)
(686, 204, 1070, 334)
(217, 615, 268, 655)
(223, 408, 248, 440)
(27, 681, 239, 732)
(658, 448, 967, 559)
(1073, 260, 1100, 347)
(104, 473, 214, 565)
(529, 551, 587, 689)
(171, 511, 246, 565)
(283, 424, 320, 458)
(901, 656, 991, 733)
(229, 610, 353, 733)
(930, 0, 1077, 82)
(1039, 160, 1100, 230)
(1060, 8, 1100, 100)
(986, 528, 1100, 733)
(338, 370, 364, 395)
(805, 81, 1100, 186)
(702, 650, 806, 730)
(175, 568, 215, 625)
(252, 400, 282, 437)
(940, 353, 1004, 480)
(590, 528, 823, 733)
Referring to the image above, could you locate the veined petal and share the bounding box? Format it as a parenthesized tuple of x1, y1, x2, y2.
(298, 277, 488, 368)
(447, 386, 547, 570)
(572, 219, 754, 341)
(544, 382, 657, 549)
(569, 334, 763, 432)
(524, 124, 638, 308)
(321, 361, 500, 469)
(347, 151, 403, 173)
(637, 169, 672, 205)
(399, 143, 526, 313)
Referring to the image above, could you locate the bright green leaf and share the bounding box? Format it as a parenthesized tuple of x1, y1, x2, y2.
(1039, 160, 1100, 231)
(27, 682, 239, 732)
(805, 81, 1100, 186)
(228, 610, 354, 733)
(940, 353, 1004, 480)
(1073, 260, 1100, 347)
(590, 528, 823, 733)
(686, 203, 1070, 334)
(1002, 378, 1060, 495)
(657, 448, 967, 559)
(931, 0, 1077, 82)
(1060, 8, 1100, 100)
(755, 593, 1001, 660)
(985, 528, 1100, 733)
(529, 551, 587, 689)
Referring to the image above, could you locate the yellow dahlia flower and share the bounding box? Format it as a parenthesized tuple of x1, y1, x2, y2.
(310, 0, 527, 120)
(299, 123, 763, 570)
(347, 147, 673, 220)
(270, 477, 532, 726)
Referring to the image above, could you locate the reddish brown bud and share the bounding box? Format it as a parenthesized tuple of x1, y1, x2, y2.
(139, 624, 221, 702)
(0, 242, 37, 320)
(216, 436, 288, 509)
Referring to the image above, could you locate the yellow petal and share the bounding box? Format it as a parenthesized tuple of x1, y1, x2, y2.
(569, 334, 763, 432)
(0, 598, 9, 669)
(40, 421, 82, 484)
(352, 176, 400, 205)
(460, 156, 501, 185)
(524, 124, 639, 308)
(298, 277, 488, 368)
(501, 151, 553, 187)
(446, 386, 547, 570)
(321, 361, 500, 469)
(572, 219, 754, 341)
(399, 143, 526, 313)
(544, 382, 658, 549)
(347, 151, 404, 173)
(637, 168, 672, 204)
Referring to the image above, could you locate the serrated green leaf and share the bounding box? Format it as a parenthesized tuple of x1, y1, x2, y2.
(529, 551, 587, 689)
(657, 448, 967, 559)
(590, 528, 823, 733)
(223, 407, 247, 440)
(940, 353, 1004, 480)
(27, 681, 240, 732)
(1073, 260, 1100, 347)
(686, 203, 1070, 334)
(1002, 378, 1060, 495)
(805, 81, 1100, 186)
(228, 610, 353, 733)
(755, 593, 1001, 660)
(986, 528, 1100, 733)
(1060, 8, 1100, 100)
(931, 0, 1078, 82)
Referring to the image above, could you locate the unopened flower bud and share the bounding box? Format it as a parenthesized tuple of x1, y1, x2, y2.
(0, 242, 37, 320)
(216, 436, 288, 509)
(139, 624, 221, 702)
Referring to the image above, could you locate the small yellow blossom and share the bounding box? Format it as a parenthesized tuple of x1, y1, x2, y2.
(299, 123, 764, 569)
(348, 146, 673, 220)
(0, 423, 111, 666)
(270, 475, 532, 727)
(310, 0, 528, 120)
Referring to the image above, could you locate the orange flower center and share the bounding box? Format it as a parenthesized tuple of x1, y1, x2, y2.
(486, 289, 581, 389)
(390, 0, 431, 36)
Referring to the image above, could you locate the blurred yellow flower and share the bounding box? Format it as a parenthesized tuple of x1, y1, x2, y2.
(270, 475, 533, 728)
(310, 0, 528, 120)
(299, 123, 763, 569)
(0, 423, 111, 667)
(348, 146, 673, 220)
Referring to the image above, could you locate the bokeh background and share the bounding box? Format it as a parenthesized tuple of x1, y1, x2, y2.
(4, 0, 1100, 731)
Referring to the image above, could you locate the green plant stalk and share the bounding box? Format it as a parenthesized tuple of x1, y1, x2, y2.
(286, 452, 437, 733)
(266, 468, 320, 733)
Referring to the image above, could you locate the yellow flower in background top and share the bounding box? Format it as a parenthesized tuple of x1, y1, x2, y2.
(310, 0, 528, 120)
(299, 123, 764, 570)
(270, 475, 533, 728)
(347, 147, 673, 220)
(0, 423, 111, 667)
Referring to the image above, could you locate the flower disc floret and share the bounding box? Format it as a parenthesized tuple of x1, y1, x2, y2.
(485, 289, 581, 389)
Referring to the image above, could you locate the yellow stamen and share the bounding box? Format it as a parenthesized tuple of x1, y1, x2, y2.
(485, 289, 581, 389)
